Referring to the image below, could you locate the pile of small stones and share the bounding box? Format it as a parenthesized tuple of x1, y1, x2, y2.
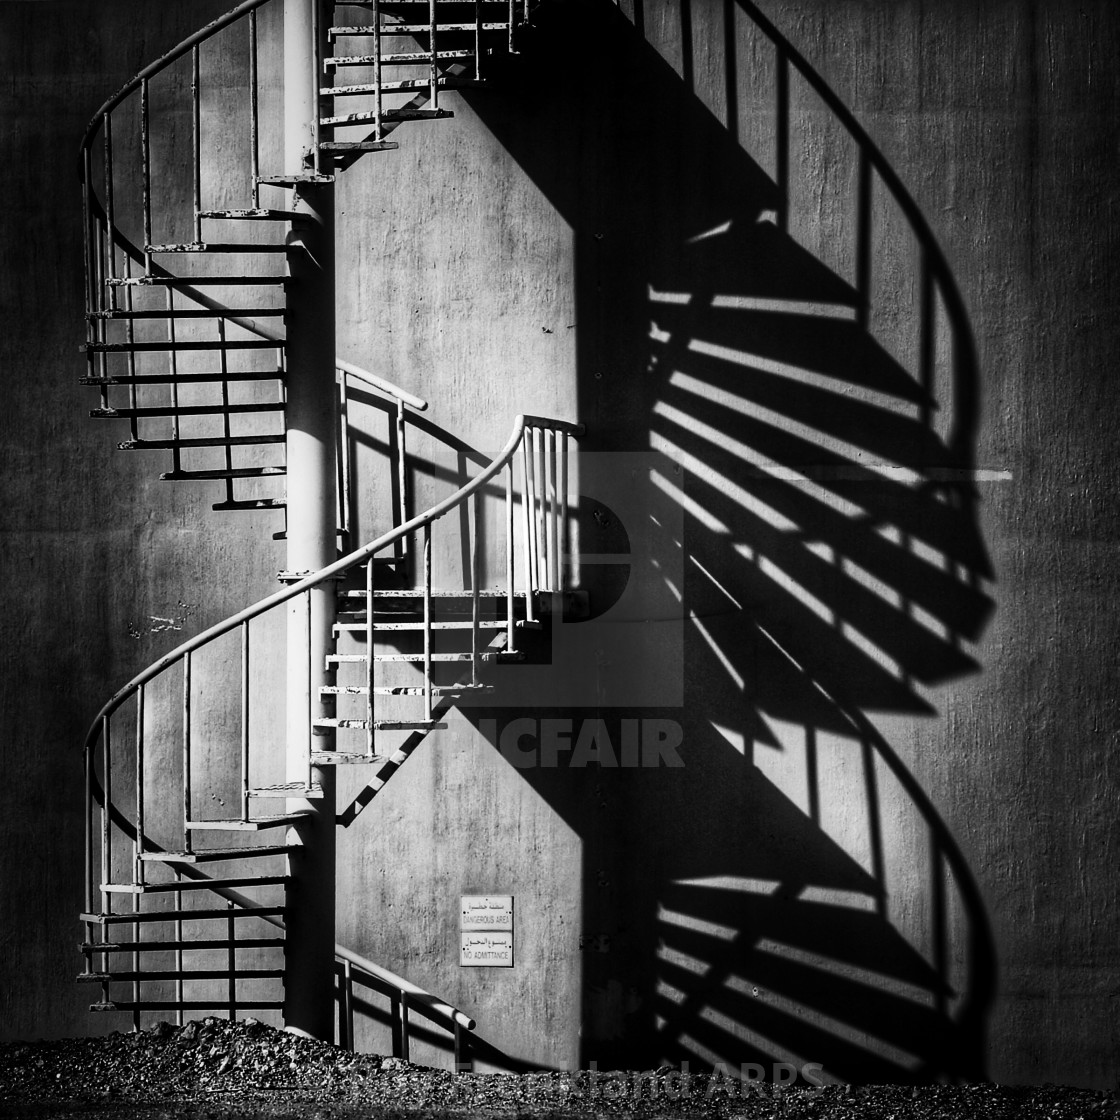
(0, 1019, 1117, 1120)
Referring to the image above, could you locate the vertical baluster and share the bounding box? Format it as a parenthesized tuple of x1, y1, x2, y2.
(141, 78, 152, 274)
(390, 991, 402, 1056)
(182, 653, 192, 853)
(520, 434, 536, 623)
(523, 432, 538, 592)
(775, 45, 789, 233)
(249, 10, 260, 208)
(474, 0, 483, 81)
(175, 867, 184, 1026)
(192, 45, 202, 243)
(219, 320, 234, 503)
(81, 146, 94, 321)
(102, 112, 119, 401)
(167, 289, 181, 475)
(131, 901, 141, 1032)
(428, 0, 439, 109)
(228, 902, 237, 1020)
(373, 0, 384, 141)
(84, 732, 95, 915)
(338, 374, 351, 538)
(95, 217, 108, 386)
(522, 0, 528, 32)
(507, 0, 515, 55)
(535, 428, 546, 589)
(305, 589, 313, 788)
(135, 686, 145, 887)
(546, 429, 558, 593)
(124, 264, 137, 436)
(505, 464, 515, 651)
(422, 525, 432, 721)
(103, 113, 118, 291)
(559, 431, 569, 590)
(396, 398, 408, 563)
(366, 558, 376, 758)
(241, 621, 250, 821)
(400, 990, 411, 1062)
(342, 959, 354, 1050)
(311, 0, 323, 174)
(101, 714, 112, 914)
(471, 493, 481, 686)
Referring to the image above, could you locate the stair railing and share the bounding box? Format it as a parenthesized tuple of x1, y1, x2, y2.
(83, 410, 581, 927)
(80, 0, 278, 376)
(334, 947, 476, 1065)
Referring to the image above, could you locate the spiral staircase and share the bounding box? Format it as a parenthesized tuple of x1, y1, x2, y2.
(76, 0, 579, 1058)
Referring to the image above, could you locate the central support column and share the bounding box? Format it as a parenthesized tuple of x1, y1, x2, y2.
(283, 0, 337, 1042)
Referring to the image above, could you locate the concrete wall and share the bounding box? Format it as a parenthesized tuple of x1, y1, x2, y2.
(0, 0, 1117, 1090)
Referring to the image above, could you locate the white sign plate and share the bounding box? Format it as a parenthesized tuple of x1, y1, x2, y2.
(460, 894, 513, 931)
(460, 931, 514, 967)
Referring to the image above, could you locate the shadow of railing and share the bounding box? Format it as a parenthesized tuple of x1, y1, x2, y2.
(451, 0, 996, 1082)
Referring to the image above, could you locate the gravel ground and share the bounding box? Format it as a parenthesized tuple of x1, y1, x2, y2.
(1, 1020, 1116, 1120)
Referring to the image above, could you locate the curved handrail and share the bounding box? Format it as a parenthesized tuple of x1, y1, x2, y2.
(338, 359, 428, 413)
(79, 0, 272, 164)
(82, 410, 581, 758)
(85, 194, 429, 414)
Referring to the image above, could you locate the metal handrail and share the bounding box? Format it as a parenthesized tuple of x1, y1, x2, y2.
(84, 195, 429, 415)
(78, 0, 272, 164)
(82, 409, 581, 831)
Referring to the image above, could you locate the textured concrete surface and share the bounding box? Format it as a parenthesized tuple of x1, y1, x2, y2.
(0, 0, 1117, 1091)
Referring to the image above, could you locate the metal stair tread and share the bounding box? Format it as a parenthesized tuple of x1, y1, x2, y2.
(87, 306, 284, 320)
(328, 651, 510, 663)
(82, 936, 286, 953)
(321, 683, 492, 696)
(105, 275, 289, 286)
(212, 498, 287, 511)
(312, 717, 448, 730)
(99, 874, 288, 893)
(119, 434, 285, 451)
(330, 22, 509, 36)
(81, 339, 278, 353)
(91, 1002, 286, 1016)
(81, 371, 284, 386)
(138, 845, 295, 863)
(145, 242, 288, 254)
(91, 402, 283, 418)
(247, 782, 324, 797)
(161, 466, 286, 481)
(185, 813, 309, 831)
(320, 140, 400, 153)
(339, 588, 513, 599)
(327, 50, 475, 66)
(325, 77, 485, 96)
(309, 751, 390, 766)
(80, 905, 285, 924)
(198, 208, 304, 220)
(255, 173, 334, 186)
(320, 107, 454, 126)
(333, 619, 507, 631)
(80, 967, 285, 983)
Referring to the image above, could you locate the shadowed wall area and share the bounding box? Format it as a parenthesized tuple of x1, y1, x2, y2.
(451, 0, 996, 1080)
(1, 0, 1119, 1091)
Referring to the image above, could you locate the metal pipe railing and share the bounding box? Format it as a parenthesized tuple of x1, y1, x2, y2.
(83, 412, 582, 872)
